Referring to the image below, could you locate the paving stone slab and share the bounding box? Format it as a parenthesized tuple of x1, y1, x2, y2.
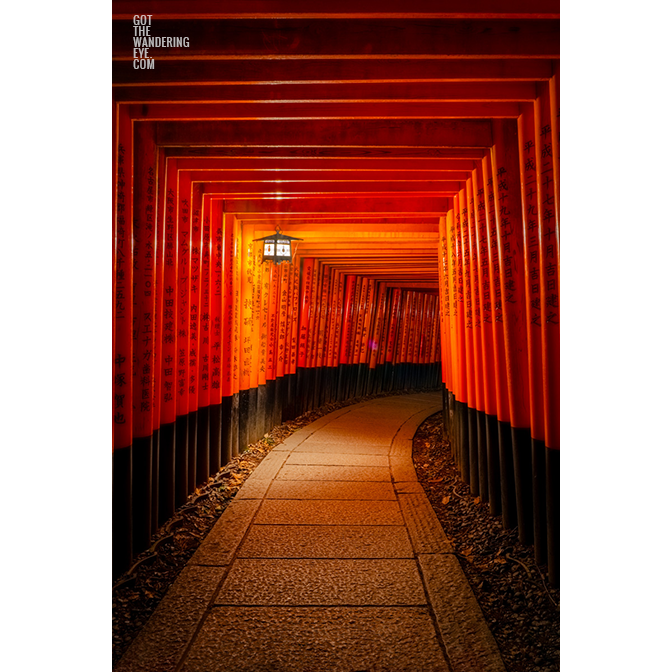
(394, 481, 426, 494)
(419, 553, 507, 672)
(254, 499, 404, 526)
(276, 464, 391, 481)
(114, 565, 226, 672)
(216, 559, 427, 606)
(266, 480, 397, 500)
(238, 524, 414, 558)
(188, 499, 263, 566)
(304, 433, 397, 445)
(181, 606, 450, 672)
(247, 450, 288, 481)
(235, 478, 271, 499)
(292, 442, 390, 455)
(286, 452, 389, 467)
(397, 493, 454, 555)
(390, 455, 418, 482)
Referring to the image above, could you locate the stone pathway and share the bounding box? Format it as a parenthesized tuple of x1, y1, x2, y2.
(115, 392, 506, 672)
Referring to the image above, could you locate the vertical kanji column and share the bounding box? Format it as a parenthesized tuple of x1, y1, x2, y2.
(297, 258, 314, 413)
(210, 198, 224, 471)
(187, 182, 204, 491)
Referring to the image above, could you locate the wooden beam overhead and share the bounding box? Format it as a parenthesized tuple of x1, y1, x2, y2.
(113, 19, 559, 59)
(113, 58, 555, 87)
(122, 101, 522, 119)
(154, 119, 493, 147)
(112, 0, 560, 20)
(163, 146, 487, 160)
(223, 196, 450, 213)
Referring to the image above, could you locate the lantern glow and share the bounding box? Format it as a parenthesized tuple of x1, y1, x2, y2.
(255, 228, 302, 264)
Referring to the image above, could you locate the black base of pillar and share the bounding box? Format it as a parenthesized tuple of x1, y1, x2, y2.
(209, 402, 222, 475)
(498, 420, 517, 529)
(238, 388, 250, 453)
(221, 395, 233, 465)
(477, 410, 488, 502)
(454, 400, 469, 480)
(187, 410, 198, 493)
(512, 425, 534, 545)
(112, 444, 132, 579)
(131, 433, 153, 557)
(468, 407, 479, 495)
(196, 406, 210, 485)
(546, 446, 560, 587)
(256, 384, 267, 443)
(532, 438, 548, 566)
(157, 422, 176, 526)
(486, 414, 501, 516)
(230, 393, 240, 458)
(175, 414, 189, 507)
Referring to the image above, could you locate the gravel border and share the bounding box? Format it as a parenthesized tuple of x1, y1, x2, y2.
(412, 413, 560, 672)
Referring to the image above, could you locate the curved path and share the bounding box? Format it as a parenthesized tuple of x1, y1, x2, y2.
(116, 392, 505, 672)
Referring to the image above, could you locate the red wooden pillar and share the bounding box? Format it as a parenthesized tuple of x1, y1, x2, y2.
(339, 274, 356, 400)
(491, 119, 533, 542)
(474, 162, 501, 515)
(231, 215, 242, 456)
(537, 76, 560, 584)
(158, 159, 179, 494)
(187, 182, 204, 490)
(112, 104, 133, 575)
(518, 102, 547, 563)
(131, 120, 159, 555)
(209, 198, 225, 471)
(297, 257, 314, 412)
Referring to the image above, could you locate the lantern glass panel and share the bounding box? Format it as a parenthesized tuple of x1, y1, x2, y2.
(277, 241, 291, 257)
(264, 242, 275, 257)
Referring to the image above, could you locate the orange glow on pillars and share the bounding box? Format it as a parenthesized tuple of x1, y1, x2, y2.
(133, 120, 158, 440)
(350, 275, 363, 365)
(307, 261, 321, 369)
(159, 158, 178, 428)
(339, 274, 356, 365)
(483, 156, 511, 425)
(369, 282, 388, 369)
(316, 264, 330, 368)
(453, 196, 468, 405)
(187, 183, 204, 415)
(113, 104, 133, 448)
(437, 217, 451, 388)
(266, 263, 279, 381)
(384, 288, 402, 365)
(359, 279, 374, 365)
(467, 176, 485, 415)
(210, 198, 224, 402)
(474, 164, 498, 420)
(491, 120, 530, 431)
(518, 103, 545, 443)
(289, 262, 300, 375)
(297, 258, 314, 369)
(221, 213, 235, 398)
(197, 194, 212, 411)
(536, 82, 560, 450)
(231, 216, 242, 396)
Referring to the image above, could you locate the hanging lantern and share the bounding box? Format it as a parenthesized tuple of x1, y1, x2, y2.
(255, 227, 302, 264)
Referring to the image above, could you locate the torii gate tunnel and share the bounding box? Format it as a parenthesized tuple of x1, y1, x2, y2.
(112, 1, 560, 586)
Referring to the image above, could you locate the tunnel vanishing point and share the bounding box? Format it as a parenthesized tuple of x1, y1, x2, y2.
(112, 1, 560, 588)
